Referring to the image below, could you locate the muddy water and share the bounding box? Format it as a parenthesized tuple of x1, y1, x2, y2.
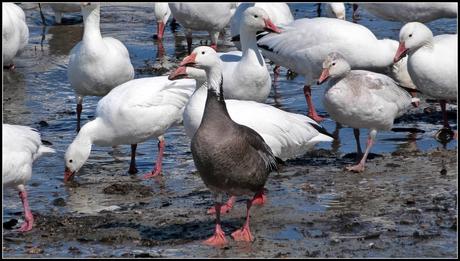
(2, 3, 457, 258)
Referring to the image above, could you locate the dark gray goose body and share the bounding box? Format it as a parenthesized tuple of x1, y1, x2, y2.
(178, 46, 277, 246)
(192, 88, 277, 197)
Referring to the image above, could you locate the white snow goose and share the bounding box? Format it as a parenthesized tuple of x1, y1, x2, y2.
(355, 3, 457, 23)
(168, 3, 235, 54)
(3, 124, 56, 232)
(169, 64, 333, 214)
(218, 7, 281, 102)
(394, 22, 457, 140)
(64, 76, 196, 182)
(257, 17, 403, 122)
(318, 52, 416, 172)
(2, 3, 29, 70)
(180, 46, 278, 246)
(67, 3, 134, 132)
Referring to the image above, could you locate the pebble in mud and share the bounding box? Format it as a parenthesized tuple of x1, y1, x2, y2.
(52, 197, 66, 206)
(25, 246, 44, 254)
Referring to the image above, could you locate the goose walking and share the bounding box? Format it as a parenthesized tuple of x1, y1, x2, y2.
(64, 76, 196, 182)
(318, 52, 416, 172)
(68, 3, 134, 132)
(3, 124, 55, 232)
(180, 46, 278, 246)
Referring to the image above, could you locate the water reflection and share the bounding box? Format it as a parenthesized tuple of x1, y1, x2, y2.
(47, 25, 83, 57)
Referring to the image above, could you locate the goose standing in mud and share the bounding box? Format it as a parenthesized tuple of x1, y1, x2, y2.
(180, 46, 278, 246)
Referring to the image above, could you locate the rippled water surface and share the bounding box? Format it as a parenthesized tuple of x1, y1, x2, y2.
(3, 3, 457, 258)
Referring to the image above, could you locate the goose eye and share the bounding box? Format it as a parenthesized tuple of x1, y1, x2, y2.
(201, 51, 205, 55)
(254, 15, 258, 18)
(332, 62, 336, 66)
(409, 34, 412, 37)
(69, 159, 73, 163)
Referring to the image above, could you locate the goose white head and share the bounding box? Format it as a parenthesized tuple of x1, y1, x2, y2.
(81, 2, 100, 18)
(241, 6, 282, 33)
(64, 127, 93, 182)
(394, 22, 433, 63)
(153, 3, 171, 40)
(179, 46, 223, 90)
(169, 66, 207, 88)
(317, 52, 351, 84)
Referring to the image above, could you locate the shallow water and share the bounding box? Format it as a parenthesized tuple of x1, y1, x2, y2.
(2, 3, 457, 258)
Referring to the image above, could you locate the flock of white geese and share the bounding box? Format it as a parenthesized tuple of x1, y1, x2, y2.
(2, 2, 457, 246)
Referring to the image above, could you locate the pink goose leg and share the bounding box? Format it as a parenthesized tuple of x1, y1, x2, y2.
(143, 137, 165, 179)
(303, 85, 324, 122)
(231, 191, 264, 242)
(346, 129, 377, 173)
(18, 186, 34, 232)
(204, 203, 228, 247)
(207, 196, 236, 215)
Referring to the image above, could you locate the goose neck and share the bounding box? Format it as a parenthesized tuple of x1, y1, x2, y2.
(82, 6, 103, 44)
(205, 64, 224, 96)
(240, 26, 265, 66)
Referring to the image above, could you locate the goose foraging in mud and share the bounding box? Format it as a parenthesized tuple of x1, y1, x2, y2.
(64, 76, 196, 182)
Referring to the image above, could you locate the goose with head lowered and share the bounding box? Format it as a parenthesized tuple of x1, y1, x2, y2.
(180, 46, 278, 246)
(64, 76, 196, 182)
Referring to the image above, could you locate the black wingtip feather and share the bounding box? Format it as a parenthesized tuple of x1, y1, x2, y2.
(257, 44, 274, 52)
(309, 122, 334, 139)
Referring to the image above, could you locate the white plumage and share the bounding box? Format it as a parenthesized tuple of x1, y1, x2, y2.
(68, 3, 134, 131)
(3, 124, 55, 232)
(397, 23, 457, 101)
(176, 66, 333, 161)
(64, 76, 196, 180)
(230, 3, 293, 50)
(324, 3, 346, 20)
(168, 3, 235, 52)
(2, 3, 29, 67)
(257, 17, 403, 121)
(319, 52, 414, 172)
(359, 3, 457, 23)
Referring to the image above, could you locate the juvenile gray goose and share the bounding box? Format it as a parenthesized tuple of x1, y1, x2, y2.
(179, 46, 278, 246)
